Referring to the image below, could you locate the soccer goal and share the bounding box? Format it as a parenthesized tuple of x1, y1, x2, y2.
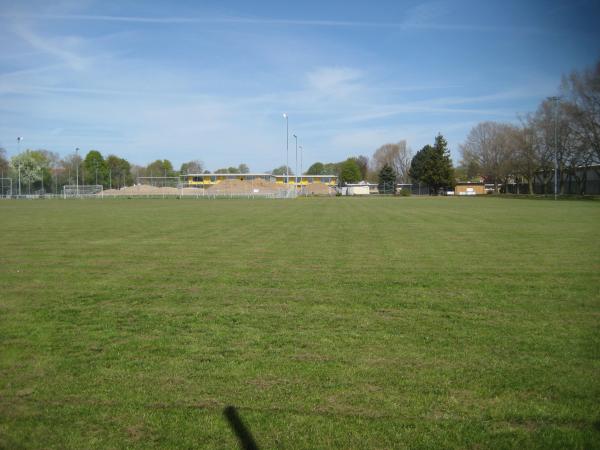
(62, 185, 103, 198)
(0, 178, 12, 197)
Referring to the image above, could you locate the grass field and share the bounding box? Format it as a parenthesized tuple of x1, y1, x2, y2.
(1, 197, 599, 449)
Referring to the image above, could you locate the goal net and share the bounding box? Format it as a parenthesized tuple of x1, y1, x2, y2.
(0, 178, 12, 197)
(62, 185, 103, 198)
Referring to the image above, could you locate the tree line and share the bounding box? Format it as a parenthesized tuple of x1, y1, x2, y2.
(459, 61, 599, 195)
(2, 60, 597, 195)
(306, 60, 599, 195)
(0, 148, 255, 194)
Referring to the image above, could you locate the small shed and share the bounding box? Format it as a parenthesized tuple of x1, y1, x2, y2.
(347, 185, 370, 195)
(455, 182, 486, 195)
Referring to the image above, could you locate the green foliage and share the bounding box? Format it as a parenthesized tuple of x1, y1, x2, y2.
(180, 160, 204, 175)
(106, 155, 133, 188)
(399, 187, 411, 196)
(83, 150, 108, 186)
(306, 162, 325, 175)
(238, 164, 250, 174)
(354, 155, 369, 180)
(0, 148, 9, 175)
(340, 158, 361, 184)
(146, 159, 175, 177)
(271, 165, 293, 176)
(409, 134, 454, 194)
(378, 163, 397, 194)
(10, 149, 53, 190)
(324, 162, 342, 176)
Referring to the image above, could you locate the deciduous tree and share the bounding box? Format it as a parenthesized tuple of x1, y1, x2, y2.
(306, 162, 325, 175)
(340, 158, 361, 184)
(271, 165, 293, 176)
(83, 150, 108, 186)
(106, 155, 133, 188)
(372, 141, 412, 183)
(180, 160, 204, 175)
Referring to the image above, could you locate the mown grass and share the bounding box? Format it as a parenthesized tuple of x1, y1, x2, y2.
(0, 197, 599, 449)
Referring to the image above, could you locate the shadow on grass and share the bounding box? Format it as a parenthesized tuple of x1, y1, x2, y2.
(224, 406, 260, 450)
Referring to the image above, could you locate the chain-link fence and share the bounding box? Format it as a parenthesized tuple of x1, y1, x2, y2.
(502, 180, 600, 196)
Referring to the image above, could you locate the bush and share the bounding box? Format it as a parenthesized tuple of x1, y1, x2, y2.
(399, 188, 411, 197)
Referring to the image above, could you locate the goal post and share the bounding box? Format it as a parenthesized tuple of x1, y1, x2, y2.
(0, 178, 12, 197)
(62, 185, 103, 198)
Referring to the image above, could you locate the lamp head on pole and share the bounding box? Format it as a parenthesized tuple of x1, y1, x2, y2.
(282, 113, 287, 119)
(293, 134, 297, 139)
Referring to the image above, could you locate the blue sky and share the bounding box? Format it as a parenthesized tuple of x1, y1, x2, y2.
(1, 0, 599, 172)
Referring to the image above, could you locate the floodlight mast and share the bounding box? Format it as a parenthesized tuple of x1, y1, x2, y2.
(548, 96, 561, 200)
(16, 137, 22, 196)
(293, 134, 298, 188)
(283, 113, 289, 184)
(75, 147, 80, 197)
(299, 145, 303, 185)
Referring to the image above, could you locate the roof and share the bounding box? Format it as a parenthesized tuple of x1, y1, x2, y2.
(185, 173, 274, 177)
(184, 173, 337, 178)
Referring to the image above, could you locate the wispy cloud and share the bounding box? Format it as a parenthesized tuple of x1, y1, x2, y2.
(306, 67, 363, 98)
(11, 22, 88, 70)
(0, 12, 545, 34)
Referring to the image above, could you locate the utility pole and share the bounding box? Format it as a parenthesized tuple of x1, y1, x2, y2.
(283, 113, 289, 184)
(16, 137, 22, 196)
(75, 147, 80, 197)
(293, 134, 298, 188)
(299, 145, 303, 192)
(548, 96, 561, 200)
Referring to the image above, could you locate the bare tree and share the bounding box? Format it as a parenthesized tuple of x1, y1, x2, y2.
(560, 61, 600, 192)
(372, 141, 412, 183)
(460, 122, 520, 193)
(353, 155, 369, 180)
(528, 99, 579, 194)
(0, 147, 9, 176)
(180, 160, 204, 175)
(512, 119, 542, 195)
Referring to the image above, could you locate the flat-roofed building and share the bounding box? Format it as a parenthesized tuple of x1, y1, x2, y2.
(183, 173, 337, 188)
(274, 174, 337, 186)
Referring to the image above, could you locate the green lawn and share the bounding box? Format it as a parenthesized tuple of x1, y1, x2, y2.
(1, 197, 599, 449)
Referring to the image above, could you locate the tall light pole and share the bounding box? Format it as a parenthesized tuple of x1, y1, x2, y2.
(75, 147, 80, 197)
(16, 137, 22, 196)
(299, 145, 303, 195)
(283, 113, 289, 184)
(299, 145, 303, 180)
(548, 96, 561, 200)
(293, 134, 298, 188)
